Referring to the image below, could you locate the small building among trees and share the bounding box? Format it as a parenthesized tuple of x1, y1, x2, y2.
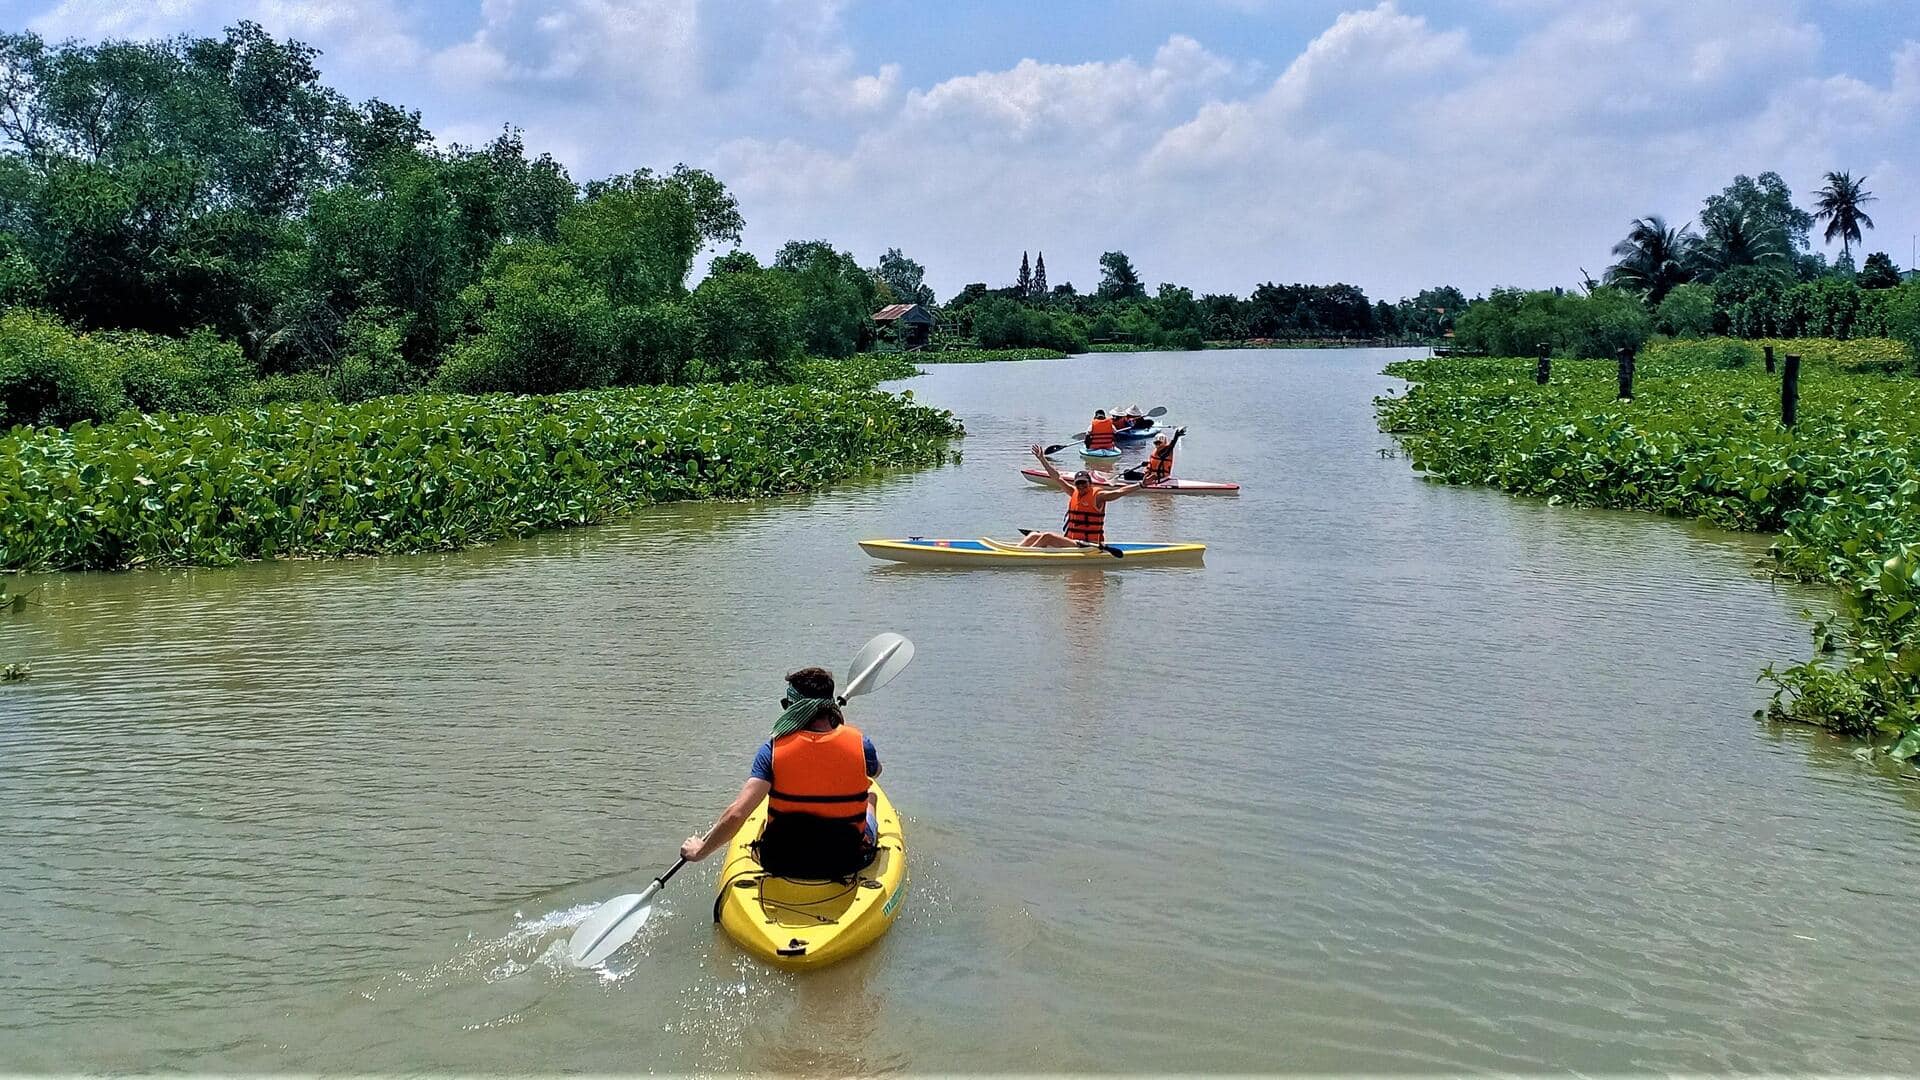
(873, 303, 936, 349)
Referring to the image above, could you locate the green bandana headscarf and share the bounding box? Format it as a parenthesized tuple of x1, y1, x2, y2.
(771, 679, 834, 739)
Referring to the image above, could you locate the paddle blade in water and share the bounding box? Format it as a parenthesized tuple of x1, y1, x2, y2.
(843, 633, 915, 701)
(567, 886, 658, 968)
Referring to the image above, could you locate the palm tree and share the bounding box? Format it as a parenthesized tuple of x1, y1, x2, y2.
(1812, 171, 1876, 261)
(1688, 204, 1789, 280)
(1605, 215, 1697, 302)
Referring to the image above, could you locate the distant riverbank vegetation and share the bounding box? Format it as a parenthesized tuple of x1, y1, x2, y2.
(1379, 351, 1920, 765)
(935, 249, 1457, 354)
(1379, 170, 1920, 762)
(1442, 171, 1920, 364)
(0, 24, 981, 428)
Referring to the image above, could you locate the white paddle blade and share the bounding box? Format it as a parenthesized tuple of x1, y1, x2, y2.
(843, 633, 914, 701)
(567, 885, 660, 968)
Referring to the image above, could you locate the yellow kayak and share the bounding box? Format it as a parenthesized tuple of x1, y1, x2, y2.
(713, 784, 906, 968)
(858, 537, 1206, 567)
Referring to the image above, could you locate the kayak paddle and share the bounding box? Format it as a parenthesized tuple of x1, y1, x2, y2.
(564, 632, 916, 969)
(1016, 528, 1124, 558)
(1044, 407, 1166, 454)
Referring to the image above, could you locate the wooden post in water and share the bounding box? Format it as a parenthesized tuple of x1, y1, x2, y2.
(1782, 353, 1800, 426)
(1535, 343, 1551, 385)
(1616, 346, 1635, 400)
(1764, 344, 1776, 374)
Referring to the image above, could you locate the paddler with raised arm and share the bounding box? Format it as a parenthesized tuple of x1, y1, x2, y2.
(1125, 425, 1188, 486)
(1020, 443, 1146, 548)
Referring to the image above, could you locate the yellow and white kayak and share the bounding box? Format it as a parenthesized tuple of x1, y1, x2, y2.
(858, 537, 1206, 567)
(713, 784, 907, 968)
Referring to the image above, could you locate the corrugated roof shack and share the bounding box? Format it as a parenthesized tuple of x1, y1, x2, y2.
(873, 303, 936, 349)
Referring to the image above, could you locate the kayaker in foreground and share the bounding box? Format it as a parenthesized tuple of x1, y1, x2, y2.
(1084, 410, 1117, 451)
(680, 667, 881, 879)
(1124, 426, 1188, 486)
(1020, 444, 1146, 548)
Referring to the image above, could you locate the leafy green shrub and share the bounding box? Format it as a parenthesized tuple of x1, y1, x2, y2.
(688, 261, 800, 382)
(248, 372, 331, 405)
(792, 353, 922, 389)
(113, 328, 252, 414)
(440, 245, 620, 394)
(915, 348, 1068, 363)
(327, 309, 414, 403)
(971, 297, 1091, 353)
(1655, 284, 1715, 337)
(1886, 282, 1920, 368)
(0, 307, 125, 427)
(1642, 337, 1759, 370)
(0, 380, 960, 571)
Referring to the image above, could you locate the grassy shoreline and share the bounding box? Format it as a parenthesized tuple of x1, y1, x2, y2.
(1377, 353, 1920, 763)
(1, 356, 960, 572)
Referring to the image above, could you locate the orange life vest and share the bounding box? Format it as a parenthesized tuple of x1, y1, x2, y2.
(1087, 417, 1117, 450)
(1144, 443, 1175, 484)
(768, 723, 870, 822)
(1064, 485, 1106, 544)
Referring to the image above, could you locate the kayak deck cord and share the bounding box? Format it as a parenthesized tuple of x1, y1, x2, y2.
(712, 868, 856, 925)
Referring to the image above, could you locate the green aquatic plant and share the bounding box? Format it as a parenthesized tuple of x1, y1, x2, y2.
(1376, 354, 1920, 758)
(0, 364, 961, 572)
(912, 348, 1070, 364)
(2, 663, 27, 682)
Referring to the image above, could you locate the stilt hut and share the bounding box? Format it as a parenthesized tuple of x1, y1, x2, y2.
(873, 303, 936, 350)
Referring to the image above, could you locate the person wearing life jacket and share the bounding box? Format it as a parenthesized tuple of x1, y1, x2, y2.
(1125, 426, 1187, 486)
(1018, 443, 1146, 548)
(1084, 410, 1118, 451)
(680, 667, 881, 879)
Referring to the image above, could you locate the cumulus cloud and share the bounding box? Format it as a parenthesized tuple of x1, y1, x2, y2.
(31, 0, 423, 69)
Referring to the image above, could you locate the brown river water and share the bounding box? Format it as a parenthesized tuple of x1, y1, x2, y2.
(3, 348, 1918, 1073)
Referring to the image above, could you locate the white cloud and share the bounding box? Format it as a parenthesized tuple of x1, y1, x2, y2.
(31, 0, 423, 70)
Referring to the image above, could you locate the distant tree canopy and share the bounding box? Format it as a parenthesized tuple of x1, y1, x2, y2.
(0, 22, 902, 401)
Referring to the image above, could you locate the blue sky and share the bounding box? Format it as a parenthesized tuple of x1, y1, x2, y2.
(13, 0, 1920, 301)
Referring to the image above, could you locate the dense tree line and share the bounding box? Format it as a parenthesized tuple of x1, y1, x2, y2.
(1453, 171, 1920, 360)
(0, 24, 937, 424)
(939, 247, 1461, 352)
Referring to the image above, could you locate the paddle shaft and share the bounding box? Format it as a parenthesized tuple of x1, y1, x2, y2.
(655, 855, 689, 889)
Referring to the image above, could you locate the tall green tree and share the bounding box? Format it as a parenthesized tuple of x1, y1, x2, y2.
(872, 247, 932, 306)
(1701, 172, 1813, 254)
(1096, 250, 1144, 301)
(1605, 215, 1697, 303)
(1016, 251, 1032, 297)
(773, 239, 878, 357)
(1689, 203, 1790, 280)
(1859, 251, 1902, 289)
(1032, 252, 1047, 297)
(1812, 171, 1876, 261)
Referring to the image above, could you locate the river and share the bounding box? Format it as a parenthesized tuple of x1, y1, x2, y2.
(3, 348, 1918, 1073)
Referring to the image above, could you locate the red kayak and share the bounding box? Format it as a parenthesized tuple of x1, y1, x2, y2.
(1019, 468, 1240, 495)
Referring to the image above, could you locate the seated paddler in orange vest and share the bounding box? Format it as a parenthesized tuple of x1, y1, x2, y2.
(1084, 410, 1118, 451)
(1124, 425, 1187, 486)
(1019, 443, 1146, 548)
(680, 667, 881, 879)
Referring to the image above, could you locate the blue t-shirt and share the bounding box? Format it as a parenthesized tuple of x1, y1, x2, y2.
(752, 733, 880, 783)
